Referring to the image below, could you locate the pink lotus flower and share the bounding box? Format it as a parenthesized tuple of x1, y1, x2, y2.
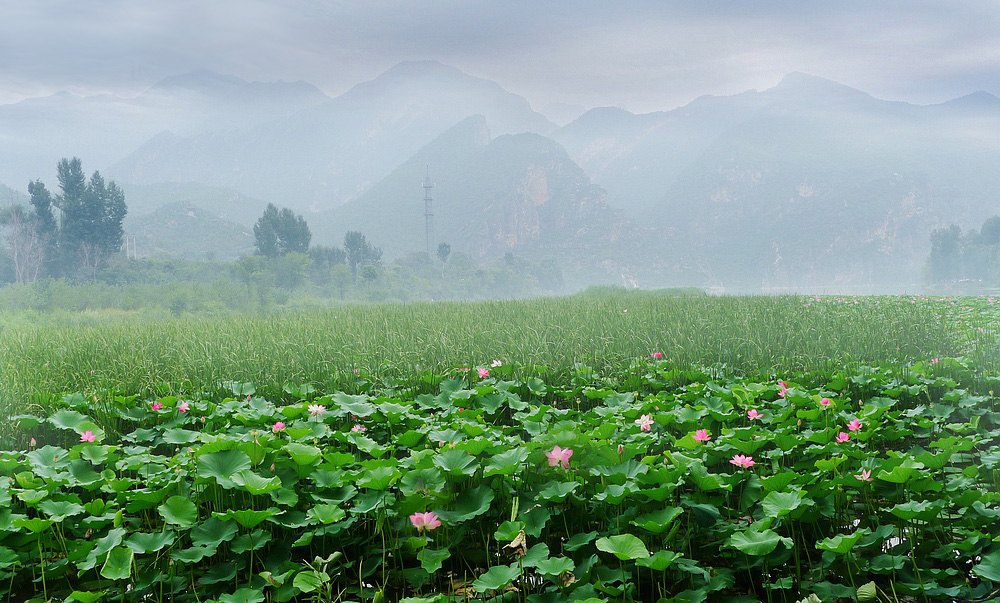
(651, 352, 663, 359)
(29, 438, 36, 447)
(150, 402, 163, 411)
(730, 454, 755, 469)
(847, 419, 862, 432)
(178, 401, 190, 413)
(820, 398, 831, 407)
(491, 359, 502, 368)
(930, 358, 939, 364)
(409, 511, 441, 533)
(477, 367, 490, 379)
(693, 429, 711, 442)
(855, 469, 872, 482)
(617, 444, 624, 454)
(272, 421, 286, 433)
(80, 430, 96, 443)
(747, 409, 760, 420)
(546, 446, 573, 469)
(836, 431, 850, 443)
(635, 414, 654, 431)
(351, 424, 366, 433)
(308, 404, 326, 417)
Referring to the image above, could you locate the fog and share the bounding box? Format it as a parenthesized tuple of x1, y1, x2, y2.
(1, 3, 999, 296)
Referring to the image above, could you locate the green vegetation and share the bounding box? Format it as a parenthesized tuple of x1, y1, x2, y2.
(0, 291, 997, 602)
(926, 215, 1000, 287)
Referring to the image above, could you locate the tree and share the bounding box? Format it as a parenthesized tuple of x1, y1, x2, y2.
(0, 205, 45, 284)
(308, 245, 347, 289)
(344, 231, 382, 280)
(28, 180, 58, 277)
(253, 204, 311, 257)
(53, 158, 127, 278)
(927, 224, 962, 283)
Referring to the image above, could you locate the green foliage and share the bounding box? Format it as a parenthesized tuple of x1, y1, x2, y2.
(0, 346, 997, 601)
(253, 203, 311, 258)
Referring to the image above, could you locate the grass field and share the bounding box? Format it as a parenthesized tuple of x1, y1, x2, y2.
(1, 291, 994, 419)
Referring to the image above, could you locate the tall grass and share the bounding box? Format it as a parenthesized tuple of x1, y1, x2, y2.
(1, 291, 992, 418)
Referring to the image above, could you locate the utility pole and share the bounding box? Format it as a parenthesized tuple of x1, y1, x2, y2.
(422, 166, 434, 256)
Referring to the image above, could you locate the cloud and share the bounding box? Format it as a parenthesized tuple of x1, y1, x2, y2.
(0, 0, 996, 111)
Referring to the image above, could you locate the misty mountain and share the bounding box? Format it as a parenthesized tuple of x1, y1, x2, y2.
(310, 115, 658, 286)
(123, 201, 254, 261)
(0, 71, 329, 189)
(553, 72, 1000, 289)
(109, 61, 555, 212)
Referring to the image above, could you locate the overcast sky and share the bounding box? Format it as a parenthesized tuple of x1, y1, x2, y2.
(1, 0, 998, 113)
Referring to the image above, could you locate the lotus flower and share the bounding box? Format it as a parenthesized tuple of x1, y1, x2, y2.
(410, 511, 441, 533)
(272, 421, 286, 433)
(178, 401, 190, 413)
(635, 414, 654, 431)
(351, 424, 366, 433)
(730, 454, 755, 469)
(855, 469, 873, 482)
(651, 352, 663, 359)
(308, 404, 326, 417)
(477, 367, 490, 378)
(836, 432, 850, 443)
(80, 430, 96, 443)
(847, 419, 862, 432)
(693, 429, 711, 442)
(747, 409, 760, 420)
(150, 402, 163, 411)
(820, 398, 831, 407)
(546, 446, 573, 469)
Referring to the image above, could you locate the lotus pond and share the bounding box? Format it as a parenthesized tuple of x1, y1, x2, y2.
(3, 353, 1000, 603)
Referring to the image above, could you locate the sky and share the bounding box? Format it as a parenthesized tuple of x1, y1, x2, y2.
(1, 0, 998, 114)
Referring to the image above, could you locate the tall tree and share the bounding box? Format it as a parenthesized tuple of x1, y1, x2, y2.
(344, 231, 382, 280)
(253, 203, 311, 257)
(53, 158, 127, 277)
(28, 180, 59, 276)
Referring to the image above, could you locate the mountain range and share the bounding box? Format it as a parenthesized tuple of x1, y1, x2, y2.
(1, 61, 998, 291)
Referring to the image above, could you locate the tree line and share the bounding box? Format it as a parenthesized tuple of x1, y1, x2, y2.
(925, 215, 1000, 286)
(1, 158, 126, 282)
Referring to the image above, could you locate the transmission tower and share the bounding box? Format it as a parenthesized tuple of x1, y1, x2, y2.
(422, 166, 434, 256)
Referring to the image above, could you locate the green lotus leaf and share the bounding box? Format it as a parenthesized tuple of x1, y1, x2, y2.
(417, 547, 450, 574)
(400, 468, 446, 497)
(565, 530, 598, 551)
(357, 466, 400, 490)
(889, 499, 944, 521)
(308, 503, 346, 524)
(13, 517, 52, 532)
(199, 449, 252, 488)
(761, 491, 804, 518)
(857, 581, 878, 601)
(521, 543, 550, 568)
(284, 442, 322, 465)
(158, 496, 198, 528)
(596, 534, 650, 560)
(534, 555, 574, 577)
(876, 459, 924, 484)
(171, 544, 218, 564)
(100, 545, 133, 580)
(537, 480, 580, 502)
(66, 591, 104, 603)
(218, 587, 265, 603)
(38, 499, 85, 522)
(231, 530, 271, 554)
(817, 528, 869, 554)
(631, 506, 683, 534)
(231, 470, 282, 495)
(974, 550, 1000, 583)
(494, 521, 524, 541)
(68, 460, 103, 487)
(215, 508, 278, 529)
(436, 485, 493, 522)
(637, 550, 682, 570)
(728, 527, 792, 556)
(162, 428, 200, 444)
(49, 409, 90, 431)
(125, 530, 176, 554)
(483, 447, 530, 477)
(293, 569, 330, 593)
(190, 517, 239, 548)
(432, 449, 477, 476)
(472, 564, 520, 592)
(761, 472, 798, 492)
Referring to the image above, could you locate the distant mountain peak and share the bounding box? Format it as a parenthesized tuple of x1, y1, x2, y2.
(148, 69, 247, 93)
(941, 90, 1000, 110)
(769, 72, 870, 99)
